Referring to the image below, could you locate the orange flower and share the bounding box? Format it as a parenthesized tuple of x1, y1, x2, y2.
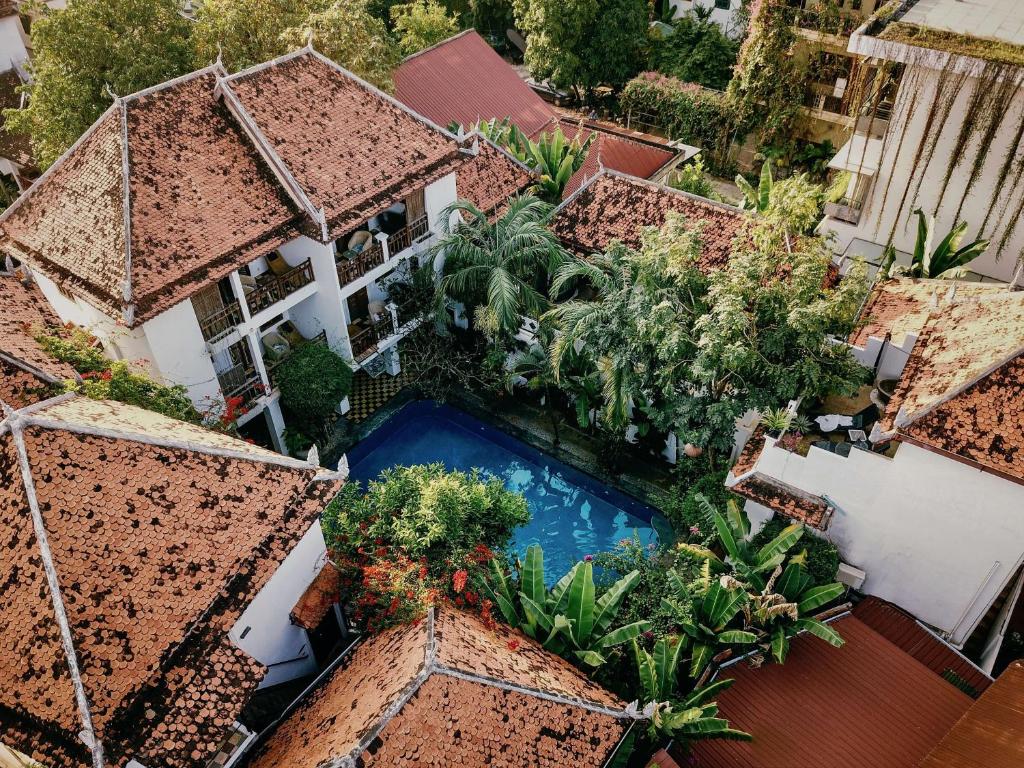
(452, 569, 468, 594)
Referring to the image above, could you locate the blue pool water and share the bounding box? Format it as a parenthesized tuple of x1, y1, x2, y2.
(346, 401, 670, 580)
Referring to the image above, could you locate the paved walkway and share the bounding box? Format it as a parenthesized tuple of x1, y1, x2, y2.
(346, 368, 413, 423)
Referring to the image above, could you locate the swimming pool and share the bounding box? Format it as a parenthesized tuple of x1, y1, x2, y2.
(345, 400, 670, 580)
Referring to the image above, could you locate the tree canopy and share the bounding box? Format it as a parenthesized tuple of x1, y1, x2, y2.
(391, 0, 461, 56)
(4, 0, 194, 169)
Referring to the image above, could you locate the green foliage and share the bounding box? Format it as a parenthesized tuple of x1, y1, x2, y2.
(758, 406, 792, 433)
(736, 161, 774, 213)
(619, 73, 735, 174)
(483, 544, 650, 667)
(275, 343, 353, 426)
(391, 0, 460, 56)
(751, 518, 840, 586)
(36, 327, 109, 374)
(76, 362, 205, 424)
(324, 463, 529, 567)
(645, 677, 753, 745)
(4, 0, 193, 169)
(512, 0, 648, 95)
(670, 156, 721, 201)
(524, 125, 596, 203)
(594, 537, 686, 638)
(431, 195, 569, 337)
(194, 0, 400, 90)
(881, 208, 989, 280)
(471, 0, 515, 39)
(649, 12, 739, 91)
(660, 470, 734, 545)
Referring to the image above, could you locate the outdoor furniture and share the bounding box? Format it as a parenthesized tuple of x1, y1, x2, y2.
(266, 251, 293, 277)
(816, 414, 854, 432)
(347, 230, 373, 254)
(261, 330, 291, 361)
(848, 429, 868, 442)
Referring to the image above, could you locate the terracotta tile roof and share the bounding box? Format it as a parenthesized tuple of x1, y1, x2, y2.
(455, 138, 534, 216)
(688, 615, 974, 768)
(853, 597, 992, 695)
(731, 426, 766, 478)
(223, 50, 466, 241)
(877, 291, 1024, 483)
(290, 560, 341, 630)
(395, 30, 556, 138)
(918, 660, 1024, 768)
(551, 171, 748, 269)
(0, 394, 343, 768)
(0, 274, 77, 405)
(850, 278, 1010, 348)
(731, 472, 833, 529)
(245, 608, 629, 768)
(0, 67, 304, 325)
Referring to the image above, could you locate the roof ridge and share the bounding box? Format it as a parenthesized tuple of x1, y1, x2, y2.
(119, 62, 224, 104)
(8, 416, 106, 767)
(117, 99, 134, 325)
(469, 132, 537, 176)
(400, 28, 478, 64)
(12, 393, 339, 477)
(602, 167, 746, 214)
(0, 349, 67, 386)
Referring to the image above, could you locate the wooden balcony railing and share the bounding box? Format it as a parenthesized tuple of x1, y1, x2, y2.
(387, 215, 430, 256)
(198, 300, 245, 342)
(336, 241, 385, 286)
(245, 260, 315, 315)
(265, 330, 328, 387)
(350, 314, 397, 362)
(217, 363, 264, 406)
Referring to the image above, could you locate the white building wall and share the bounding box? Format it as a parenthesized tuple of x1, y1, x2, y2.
(278, 236, 347, 353)
(669, 0, 744, 36)
(142, 300, 222, 409)
(0, 15, 29, 72)
(748, 436, 1024, 645)
(229, 519, 329, 687)
(825, 44, 1024, 282)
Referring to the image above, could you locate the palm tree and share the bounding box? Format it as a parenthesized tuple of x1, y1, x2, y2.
(881, 208, 989, 279)
(430, 195, 569, 337)
(506, 336, 563, 444)
(544, 246, 637, 430)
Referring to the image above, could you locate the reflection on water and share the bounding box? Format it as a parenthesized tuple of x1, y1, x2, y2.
(348, 413, 660, 582)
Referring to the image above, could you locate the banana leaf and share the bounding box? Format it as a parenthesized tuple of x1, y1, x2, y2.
(598, 619, 650, 648)
(593, 569, 641, 636)
(754, 522, 803, 566)
(682, 677, 735, 707)
(770, 624, 789, 664)
(689, 641, 714, 679)
(797, 582, 845, 614)
(521, 544, 546, 606)
(550, 562, 579, 614)
(793, 617, 845, 647)
(717, 629, 758, 644)
(566, 559, 596, 644)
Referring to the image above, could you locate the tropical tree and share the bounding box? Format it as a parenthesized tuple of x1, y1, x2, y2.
(483, 544, 650, 667)
(194, 0, 400, 90)
(391, 0, 460, 56)
(430, 195, 569, 337)
(632, 637, 752, 744)
(735, 162, 774, 213)
(4, 0, 194, 169)
(522, 125, 596, 203)
(880, 208, 989, 279)
(505, 335, 563, 443)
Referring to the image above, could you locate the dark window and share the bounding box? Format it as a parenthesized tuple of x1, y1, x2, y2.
(715, 0, 731, 8)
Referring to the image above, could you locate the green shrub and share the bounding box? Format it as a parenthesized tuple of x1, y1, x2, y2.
(36, 327, 109, 374)
(669, 156, 721, 201)
(660, 468, 735, 545)
(619, 73, 736, 174)
(751, 518, 841, 585)
(649, 15, 739, 91)
(276, 343, 354, 426)
(77, 362, 204, 424)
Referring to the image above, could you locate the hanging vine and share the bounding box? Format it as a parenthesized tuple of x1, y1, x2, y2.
(868, 66, 922, 242)
(980, 103, 1024, 234)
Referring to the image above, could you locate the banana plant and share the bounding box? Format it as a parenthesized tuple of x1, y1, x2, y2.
(744, 561, 846, 664)
(523, 126, 596, 203)
(661, 568, 757, 679)
(677, 495, 805, 592)
(631, 635, 752, 744)
(483, 544, 650, 667)
(735, 162, 773, 213)
(881, 208, 989, 279)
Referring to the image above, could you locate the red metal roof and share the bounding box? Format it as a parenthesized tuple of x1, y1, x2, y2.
(396, 30, 554, 137)
(918, 660, 1024, 768)
(687, 615, 973, 768)
(853, 597, 993, 696)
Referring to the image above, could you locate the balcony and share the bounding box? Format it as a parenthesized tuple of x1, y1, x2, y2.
(217, 362, 265, 406)
(803, 87, 846, 116)
(337, 239, 386, 285)
(265, 329, 328, 388)
(242, 259, 315, 315)
(349, 313, 396, 362)
(387, 214, 430, 256)
(197, 299, 245, 343)
(824, 198, 863, 225)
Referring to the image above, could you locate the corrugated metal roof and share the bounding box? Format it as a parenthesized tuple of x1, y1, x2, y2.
(918, 660, 1024, 768)
(688, 615, 973, 768)
(853, 597, 993, 696)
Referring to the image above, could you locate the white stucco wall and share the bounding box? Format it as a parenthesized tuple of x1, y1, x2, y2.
(748, 436, 1024, 646)
(279, 236, 347, 353)
(229, 519, 329, 687)
(142, 299, 222, 409)
(0, 15, 29, 72)
(824, 47, 1024, 282)
(669, 0, 744, 36)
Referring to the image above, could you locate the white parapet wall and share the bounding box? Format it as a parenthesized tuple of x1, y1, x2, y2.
(751, 436, 1024, 646)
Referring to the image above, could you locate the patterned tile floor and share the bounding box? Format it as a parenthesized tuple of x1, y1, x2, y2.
(347, 368, 413, 423)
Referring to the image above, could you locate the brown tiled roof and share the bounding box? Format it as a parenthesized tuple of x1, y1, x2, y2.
(551, 171, 747, 269)
(918, 660, 1024, 768)
(223, 50, 467, 241)
(0, 66, 305, 325)
(0, 394, 343, 768)
(455, 138, 534, 216)
(688, 615, 973, 768)
(290, 560, 341, 630)
(853, 597, 992, 695)
(0, 274, 77, 405)
(849, 278, 1010, 348)
(731, 472, 833, 529)
(245, 608, 629, 768)
(731, 426, 766, 478)
(878, 291, 1024, 483)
